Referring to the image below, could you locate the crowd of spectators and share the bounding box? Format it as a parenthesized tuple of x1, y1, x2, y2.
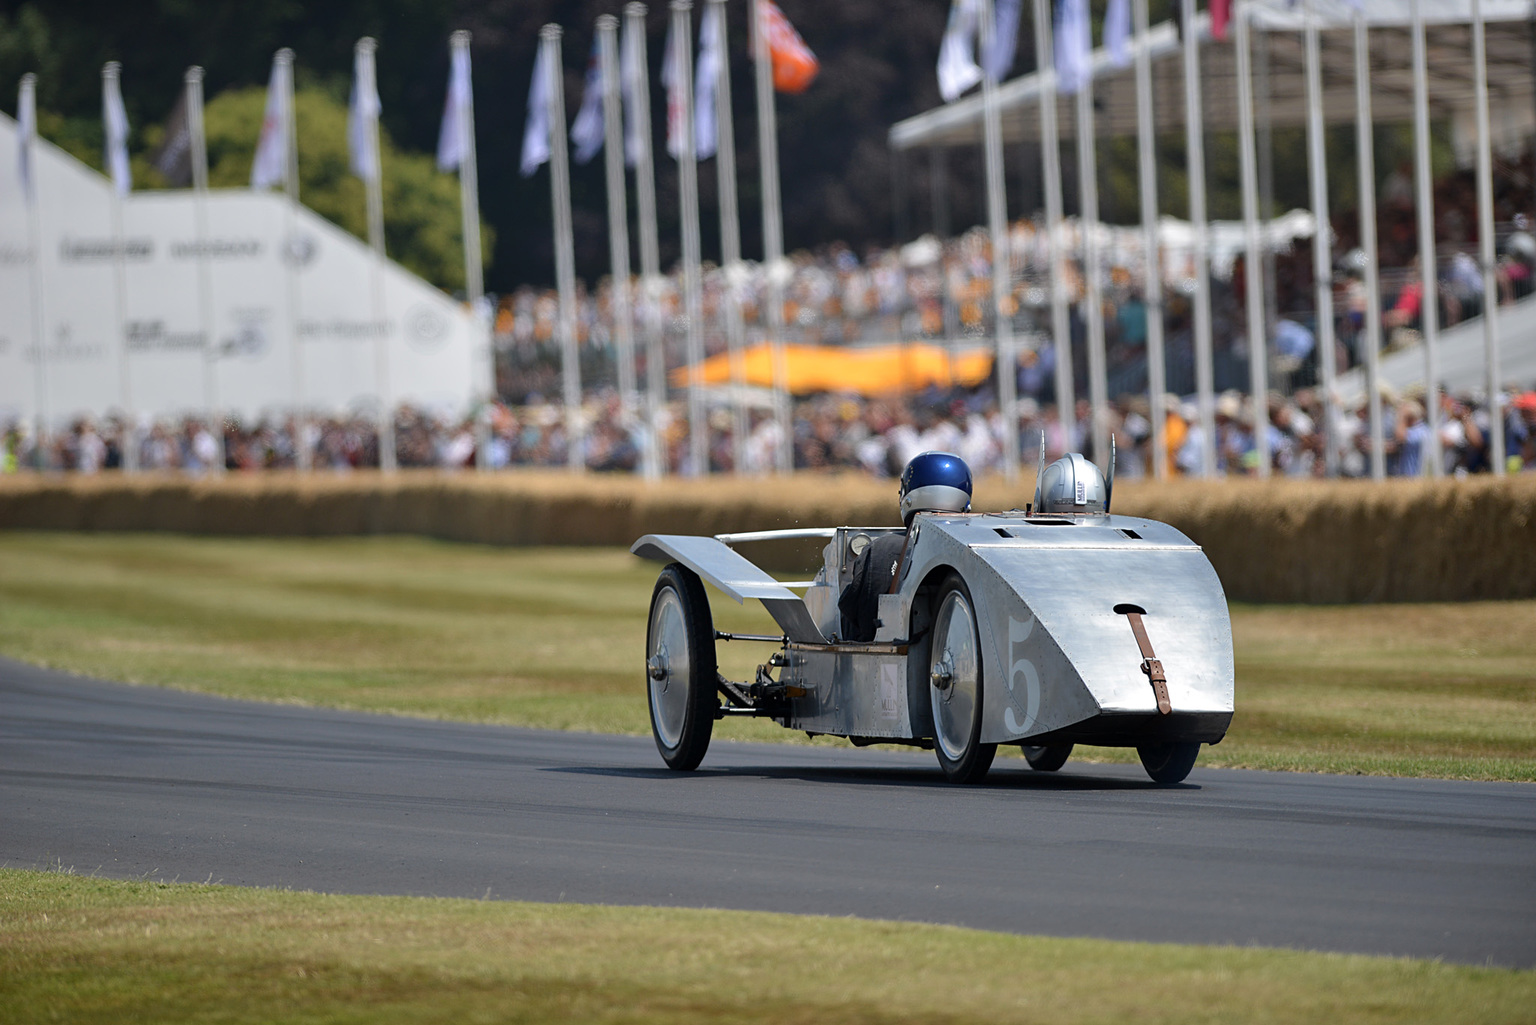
(7, 155, 1536, 482)
(6, 376, 1535, 480)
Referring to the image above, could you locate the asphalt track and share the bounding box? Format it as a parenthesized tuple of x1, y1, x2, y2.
(2, 658, 1533, 968)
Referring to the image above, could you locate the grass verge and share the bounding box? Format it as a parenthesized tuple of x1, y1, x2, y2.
(3, 869, 1533, 1025)
(0, 532, 1531, 780)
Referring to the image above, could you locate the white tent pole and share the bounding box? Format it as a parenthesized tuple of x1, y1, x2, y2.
(187, 65, 223, 475)
(1181, 0, 1216, 478)
(1032, 0, 1073, 458)
(19, 74, 48, 467)
(448, 31, 493, 473)
(753, 0, 794, 475)
(1410, 0, 1441, 476)
(355, 38, 395, 472)
(269, 51, 308, 471)
(672, 0, 708, 477)
(1076, 21, 1108, 472)
(1134, 0, 1166, 480)
(707, 0, 750, 475)
(598, 16, 639, 422)
(1235, 2, 1270, 477)
(625, 2, 667, 479)
(103, 61, 137, 472)
(1304, 14, 1338, 477)
(1354, 15, 1385, 480)
(1472, 0, 1505, 474)
(543, 25, 584, 473)
(981, 0, 1020, 482)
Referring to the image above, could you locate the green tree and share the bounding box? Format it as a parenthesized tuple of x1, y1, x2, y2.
(191, 85, 491, 293)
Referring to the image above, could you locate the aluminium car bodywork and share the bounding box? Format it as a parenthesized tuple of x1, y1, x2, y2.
(632, 508, 1233, 764)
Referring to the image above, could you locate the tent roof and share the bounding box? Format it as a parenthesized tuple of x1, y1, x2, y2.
(888, 0, 1536, 150)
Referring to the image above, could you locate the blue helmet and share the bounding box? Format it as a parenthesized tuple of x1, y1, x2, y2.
(899, 452, 972, 525)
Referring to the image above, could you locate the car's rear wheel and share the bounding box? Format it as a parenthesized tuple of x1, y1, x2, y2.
(1022, 744, 1073, 772)
(1137, 741, 1199, 784)
(646, 564, 716, 771)
(928, 573, 996, 783)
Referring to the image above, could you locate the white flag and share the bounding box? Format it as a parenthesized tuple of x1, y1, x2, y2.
(661, 12, 686, 159)
(570, 35, 605, 165)
(436, 42, 473, 171)
(937, 0, 983, 103)
(1105, 0, 1131, 69)
(520, 42, 552, 177)
(984, 0, 1023, 82)
(17, 75, 36, 205)
(694, 1, 721, 160)
(103, 64, 131, 196)
(1054, 0, 1090, 95)
(251, 53, 290, 189)
(621, 13, 645, 168)
(348, 42, 381, 182)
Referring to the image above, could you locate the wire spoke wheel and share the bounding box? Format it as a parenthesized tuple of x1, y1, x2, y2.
(646, 564, 716, 771)
(927, 573, 996, 783)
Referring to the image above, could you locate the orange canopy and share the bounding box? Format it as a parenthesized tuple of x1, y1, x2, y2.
(670, 342, 995, 397)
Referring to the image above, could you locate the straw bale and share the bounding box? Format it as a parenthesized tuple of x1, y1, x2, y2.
(1, 471, 1532, 603)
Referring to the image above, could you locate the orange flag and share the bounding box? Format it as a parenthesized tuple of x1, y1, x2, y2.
(758, 0, 819, 93)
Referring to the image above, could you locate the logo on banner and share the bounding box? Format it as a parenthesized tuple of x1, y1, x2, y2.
(59, 236, 154, 262)
(126, 320, 205, 353)
(281, 232, 317, 268)
(222, 308, 271, 359)
(404, 303, 449, 351)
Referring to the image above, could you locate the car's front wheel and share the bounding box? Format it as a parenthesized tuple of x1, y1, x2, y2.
(1137, 741, 1199, 784)
(1022, 744, 1073, 772)
(927, 573, 996, 784)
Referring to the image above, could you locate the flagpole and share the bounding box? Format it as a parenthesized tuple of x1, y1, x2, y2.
(1304, 14, 1337, 477)
(103, 61, 137, 472)
(1235, 0, 1270, 477)
(670, 1, 708, 477)
(352, 38, 395, 472)
(1472, 0, 1504, 474)
(1353, 14, 1385, 480)
(541, 25, 584, 474)
(1133, 0, 1166, 479)
(597, 16, 639, 424)
(1032, 0, 1073, 458)
(19, 74, 48, 469)
(1181, 0, 1216, 477)
(1074, 12, 1109, 472)
(980, 0, 1019, 482)
(707, 0, 750, 475)
(754, 0, 794, 475)
(186, 66, 223, 475)
(448, 31, 492, 472)
(275, 50, 308, 472)
(1410, 0, 1440, 477)
(626, 2, 667, 479)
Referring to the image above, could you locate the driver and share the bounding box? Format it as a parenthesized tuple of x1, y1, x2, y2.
(837, 452, 972, 642)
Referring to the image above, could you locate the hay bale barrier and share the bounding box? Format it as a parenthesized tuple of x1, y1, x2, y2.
(1, 471, 1532, 603)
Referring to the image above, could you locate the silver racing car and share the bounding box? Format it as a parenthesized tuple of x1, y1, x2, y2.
(632, 449, 1234, 784)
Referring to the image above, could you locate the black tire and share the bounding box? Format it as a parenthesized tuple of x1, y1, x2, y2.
(645, 564, 717, 771)
(1022, 744, 1073, 772)
(1137, 741, 1200, 784)
(927, 573, 997, 784)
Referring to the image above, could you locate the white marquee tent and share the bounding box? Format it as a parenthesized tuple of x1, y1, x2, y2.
(0, 112, 484, 428)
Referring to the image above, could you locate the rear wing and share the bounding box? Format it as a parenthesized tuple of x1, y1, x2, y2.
(631, 534, 827, 644)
